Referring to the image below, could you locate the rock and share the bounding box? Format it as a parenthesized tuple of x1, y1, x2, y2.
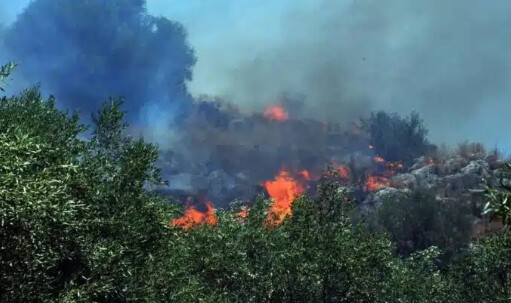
(438, 156, 469, 176)
(363, 187, 410, 207)
(409, 156, 428, 171)
(460, 160, 490, 178)
(392, 173, 418, 189)
(411, 164, 439, 189)
(440, 160, 490, 197)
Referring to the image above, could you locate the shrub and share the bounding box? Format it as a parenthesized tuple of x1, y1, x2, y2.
(483, 162, 511, 226)
(448, 231, 511, 303)
(362, 111, 436, 165)
(370, 189, 473, 259)
(0, 86, 178, 302)
(456, 141, 487, 160)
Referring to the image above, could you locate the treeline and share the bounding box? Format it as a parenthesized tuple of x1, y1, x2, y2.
(0, 65, 510, 302)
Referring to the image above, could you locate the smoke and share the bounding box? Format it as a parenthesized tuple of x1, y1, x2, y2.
(147, 0, 511, 153)
(1, 0, 195, 149)
(2, 0, 511, 201)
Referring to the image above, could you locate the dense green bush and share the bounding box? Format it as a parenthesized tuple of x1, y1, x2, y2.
(362, 111, 436, 165)
(370, 189, 473, 259)
(0, 84, 179, 302)
(484, 162, 511, 226)
(449, 231, 511, 302)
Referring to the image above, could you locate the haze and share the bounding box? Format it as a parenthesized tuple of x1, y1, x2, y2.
(2, 0, 510, 153)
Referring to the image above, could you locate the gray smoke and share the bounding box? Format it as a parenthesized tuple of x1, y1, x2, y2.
(148, 0, 511, 153)
(3, 0, 511, 152)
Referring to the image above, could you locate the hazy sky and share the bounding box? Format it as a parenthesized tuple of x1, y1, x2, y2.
(3, 0, 511, 153)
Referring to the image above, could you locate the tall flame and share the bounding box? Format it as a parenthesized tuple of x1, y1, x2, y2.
(171, 201, 217, 230)
(263, 105, 289, 122)
(264, 169, 304, 225)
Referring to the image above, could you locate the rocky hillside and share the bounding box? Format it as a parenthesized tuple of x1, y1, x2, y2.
(364, 146, 507, 238)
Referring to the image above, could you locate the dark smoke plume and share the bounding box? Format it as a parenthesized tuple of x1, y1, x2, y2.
(2, 0, 196, 137)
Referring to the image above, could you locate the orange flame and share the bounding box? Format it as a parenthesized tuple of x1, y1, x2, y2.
(264, 169, 304, 225)
(374, 156, 385, 163)
(263, 105, 289, 122)
(300, 169, 311, 181)
(171, 202, 217, 230)
(336, 165, 350, 178)
(236, 208, 248, 219)
(365, 175, 391, 191)
(427, 157, 436, 165)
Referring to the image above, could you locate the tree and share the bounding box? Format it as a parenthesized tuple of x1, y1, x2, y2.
(0, 83, 179, 302)
(483, 163, 511, 226)
(370, 189, 473, 259)
(0, 62, 16, 92)
(362, 111, 436, 165)
(3, 0, 196, 124)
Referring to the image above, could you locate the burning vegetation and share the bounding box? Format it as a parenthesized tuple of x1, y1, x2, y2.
(170, 199, 217, 230)
(164, 99, 430, 229)
(263, 105, 289, 121)
(264, 168, 305, 225)
(3, 66, 510, 302)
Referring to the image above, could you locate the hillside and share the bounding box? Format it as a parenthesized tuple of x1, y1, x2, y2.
(1, 62, 511, 302)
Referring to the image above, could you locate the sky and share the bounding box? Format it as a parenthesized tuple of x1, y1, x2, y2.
(2, 0, 511, 154)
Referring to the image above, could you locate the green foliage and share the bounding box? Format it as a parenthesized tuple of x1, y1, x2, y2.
(449, 232, 511, 302)
(0, 89, 86, 301)
(0, 62, 16, 92)
(0, 87, 178, 302)
(362, 111, 436, 165)
(370, 189, 473, 259)
(484, 163, 511, 226)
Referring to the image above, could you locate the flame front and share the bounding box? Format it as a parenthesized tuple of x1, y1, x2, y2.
(263, 105, 289, 122)
(264, 169, 304, 225)
(365, 175, 391, 191)
(171, 202, 217, 230)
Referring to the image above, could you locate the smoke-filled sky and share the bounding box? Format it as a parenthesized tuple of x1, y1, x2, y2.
(2, 0, 511, 153)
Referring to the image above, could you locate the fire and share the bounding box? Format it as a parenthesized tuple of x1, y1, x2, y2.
(365, 175, 391, 192)
(336, 165, 350, 178)
(300, 169, 311, 181)
(264, 169, 304, 225)
(427, 157, 436, 165)
(385, 161, 404, 171)
(171, 201, 217, 230)
(263, 105, 289, 122)
(236, 208, 249, 218)
(374, 156, 385, 163)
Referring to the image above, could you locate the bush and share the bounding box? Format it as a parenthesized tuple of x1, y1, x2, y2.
(0, 86, 178, 302)
(370, 189, 473, 259)
(362, 111, 436, 165)
(448, 231, 511, 302)
(456, 141, 487, 160)
(484, 162, 511, 226)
